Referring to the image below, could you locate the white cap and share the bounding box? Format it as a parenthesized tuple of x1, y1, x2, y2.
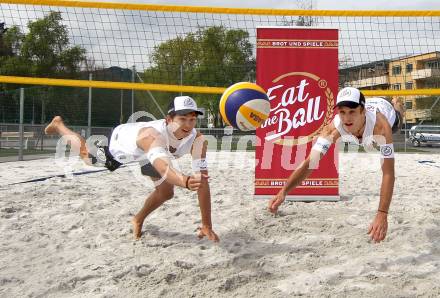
(167, 96, 203, 116)
(336, 87, 365, 107)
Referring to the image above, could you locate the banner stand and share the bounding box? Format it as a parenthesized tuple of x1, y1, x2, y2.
(254, 195, 340, 202)
(254, 26, 340, 201)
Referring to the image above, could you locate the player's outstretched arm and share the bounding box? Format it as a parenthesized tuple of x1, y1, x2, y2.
(368, 113, 395, 243)
(191, 132, 219, 242)
(137, 128, 205, 191)
(268, 123, 339, 214)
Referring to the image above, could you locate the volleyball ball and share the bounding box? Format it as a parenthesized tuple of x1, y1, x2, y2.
(219, 82, 270, 131)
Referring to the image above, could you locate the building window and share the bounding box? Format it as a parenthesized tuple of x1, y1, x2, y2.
(392, 83, 401, 90)
(405, 101, 413, 110)
(426, 61, 440, 69)
(406, 63, 413, 73)
(426, 81, 440, 88)
(405, 81, 413, 90)
(392, 65, 401, 75)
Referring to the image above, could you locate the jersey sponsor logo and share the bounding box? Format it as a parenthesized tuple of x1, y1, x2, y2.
(366, 105, 375, 112)
(96, 147, 106, 162)
(169, 146, 177, 153)
(380, 145, 393, 156)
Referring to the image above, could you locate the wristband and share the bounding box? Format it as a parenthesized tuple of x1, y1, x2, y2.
(379, 144, 394, 159)
(378, 209, 388, 214)
(192, 159, 208, 172)
(312, 137, 332, 155)
(146, 146, 169, 163)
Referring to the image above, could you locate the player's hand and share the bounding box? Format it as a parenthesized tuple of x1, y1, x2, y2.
(187, 174, 209, 191)
(268, 190, 286, 214)
(197, 225, 219, 242)
(368, 212, 388, 243)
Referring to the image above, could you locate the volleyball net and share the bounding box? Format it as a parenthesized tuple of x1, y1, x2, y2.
(0, 0, 439, 133)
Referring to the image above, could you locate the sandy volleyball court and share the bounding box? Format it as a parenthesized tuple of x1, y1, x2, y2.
(1, 151, 440, 297)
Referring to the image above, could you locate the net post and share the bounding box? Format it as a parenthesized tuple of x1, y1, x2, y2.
(87, 73, 92, 138)
(131, 65, 135, 117)
(19, 88, 24, 161)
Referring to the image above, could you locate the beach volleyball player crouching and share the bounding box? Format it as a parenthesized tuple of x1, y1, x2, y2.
(45, 96, 219, 242)
(268, 87, 405, 243)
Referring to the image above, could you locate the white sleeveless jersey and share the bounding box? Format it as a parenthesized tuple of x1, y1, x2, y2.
(333, 98, 396, 148)
(108, 119, 197, 163)
(333, 110, 376, 148)
(365, 97, 396, 127)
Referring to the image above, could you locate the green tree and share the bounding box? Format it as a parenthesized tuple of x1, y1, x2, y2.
(1, 13, 86, 79)
(0, 25, 27, 76)
(0, 12, 88, 124)
(143, 26, 255, 127)
(0, 22, 11, 56)
(21, 11, 86, 77)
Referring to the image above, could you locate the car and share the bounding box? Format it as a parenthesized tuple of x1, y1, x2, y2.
(409, 125, 440, 147)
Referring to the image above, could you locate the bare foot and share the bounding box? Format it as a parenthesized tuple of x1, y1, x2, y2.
(44, 116, 63, 135)
(131, 218, 143, 240)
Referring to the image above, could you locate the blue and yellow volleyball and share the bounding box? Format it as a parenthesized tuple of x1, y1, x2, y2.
(219, 82, 270, 131)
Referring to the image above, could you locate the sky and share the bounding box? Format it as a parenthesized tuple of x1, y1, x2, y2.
(127, 0, 440, 10)
(1, 0, 439, 70)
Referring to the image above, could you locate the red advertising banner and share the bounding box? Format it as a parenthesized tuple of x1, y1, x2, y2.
(255, 27, 339, 201)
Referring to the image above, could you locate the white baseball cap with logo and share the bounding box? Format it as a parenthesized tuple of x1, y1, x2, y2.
(336, 87, 365, 108)
(167, 96, 204, 116)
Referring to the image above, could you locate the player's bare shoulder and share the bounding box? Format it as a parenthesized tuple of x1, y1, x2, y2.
(374, 112, 392, 137)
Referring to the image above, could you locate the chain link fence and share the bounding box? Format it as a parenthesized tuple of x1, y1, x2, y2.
(0, 86, 257, 161)
(2, 86, 440, 162)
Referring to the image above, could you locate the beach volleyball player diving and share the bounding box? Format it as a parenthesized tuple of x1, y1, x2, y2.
(45, 96, 219, 242)
(268, 87, 405, 243)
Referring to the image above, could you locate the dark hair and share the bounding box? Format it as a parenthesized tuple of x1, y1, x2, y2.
(167, 100, 175, 116)
(337, 101, 363, 109)
(167, 111, 198, 118)
(358, 91, 365, 106)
